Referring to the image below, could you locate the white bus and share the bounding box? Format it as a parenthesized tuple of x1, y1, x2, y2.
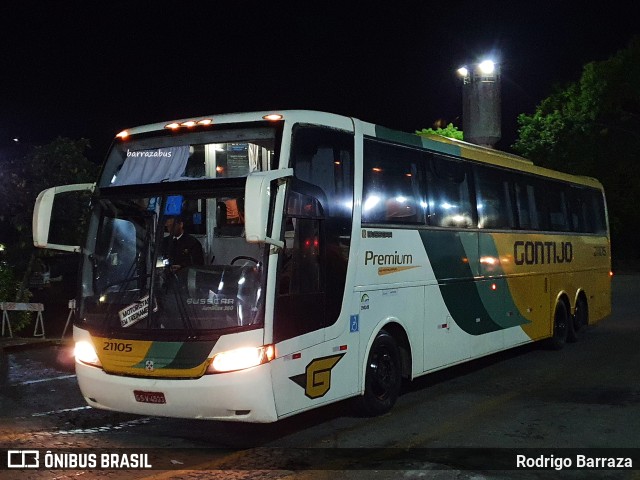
(33, 110, 611, 422)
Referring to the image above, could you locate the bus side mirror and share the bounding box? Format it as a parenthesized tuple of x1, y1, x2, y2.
(33, 183, 95, 252)
(244, 169, 293, 248)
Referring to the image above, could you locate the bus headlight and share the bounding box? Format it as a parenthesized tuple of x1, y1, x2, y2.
(74, 340, 102, 367)
(207, 345, 275, 374)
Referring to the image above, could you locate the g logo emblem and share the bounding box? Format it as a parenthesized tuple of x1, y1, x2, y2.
(290, 354, 345, 399)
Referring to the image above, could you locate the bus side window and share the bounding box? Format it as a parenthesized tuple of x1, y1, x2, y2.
(515, 182, 540, 230)
(546, 183, 570, 231)
(585, 189, 607, 234)
(474, 167, 515, 229)
(287, 125, 353, 331)
(568, 187, 587, 232)
(289, 126, 353, 227)
(274, 213, 325, 342)
(426, 156, 474, 228)
(362, 140, 425, 225)
(279, 217, 321, 295)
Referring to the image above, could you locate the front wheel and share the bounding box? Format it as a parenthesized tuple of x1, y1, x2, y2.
(354, 330, 402, 417)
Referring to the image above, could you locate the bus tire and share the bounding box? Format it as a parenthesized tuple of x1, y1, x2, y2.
(355, 330, 402, 417)
(547, 301, 569, 350)
(576, 295, 589, 327)
(568, 295, 588, 342)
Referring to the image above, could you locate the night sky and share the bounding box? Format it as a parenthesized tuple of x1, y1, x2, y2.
(1, 1, 638, 161)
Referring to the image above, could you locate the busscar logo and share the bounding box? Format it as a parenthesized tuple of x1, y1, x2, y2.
(289, 354, 345, 399)
(362, 230, 393, 239)
(7, 450, 39, 468)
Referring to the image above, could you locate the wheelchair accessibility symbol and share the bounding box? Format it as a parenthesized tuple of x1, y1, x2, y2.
(350, 314, 359, 333)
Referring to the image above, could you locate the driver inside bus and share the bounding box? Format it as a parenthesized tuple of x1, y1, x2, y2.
(162, 215, 204, 271)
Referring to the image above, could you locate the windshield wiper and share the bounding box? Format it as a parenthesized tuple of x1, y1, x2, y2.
(163, 270, 195, 333)
(101, 249, 147, 329)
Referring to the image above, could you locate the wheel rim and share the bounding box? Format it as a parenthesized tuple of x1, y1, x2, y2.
(555, 304, 568, 338)
(369, 347, 397, 400)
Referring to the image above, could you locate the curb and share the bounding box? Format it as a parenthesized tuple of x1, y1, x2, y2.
(0, 338, 73, 353)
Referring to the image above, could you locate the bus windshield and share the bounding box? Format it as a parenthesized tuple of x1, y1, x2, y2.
(76, 124, 280, 334)
(79, 191, 266, 335)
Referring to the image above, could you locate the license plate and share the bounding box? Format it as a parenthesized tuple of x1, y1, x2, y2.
(133, 390, 166, 404)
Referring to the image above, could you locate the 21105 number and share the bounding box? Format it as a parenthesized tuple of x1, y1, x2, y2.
(103, 342, 133, 352)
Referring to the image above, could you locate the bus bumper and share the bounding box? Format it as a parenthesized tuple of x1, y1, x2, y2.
(75, 360, 278, 422)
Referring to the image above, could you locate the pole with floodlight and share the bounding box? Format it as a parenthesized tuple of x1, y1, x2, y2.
(457, 59, 501, 148)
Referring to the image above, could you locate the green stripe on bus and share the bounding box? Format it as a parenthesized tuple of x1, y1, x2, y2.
(133, 341, 182, 369)
(478, 233, 531, 329)
(164, 341, 217, 369)
(374, 125, 460, 157)
(132, 341, 215, 370)
(420, 230, 504, 335)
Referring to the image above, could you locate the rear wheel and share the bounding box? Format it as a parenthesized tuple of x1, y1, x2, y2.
(575, 296, 589, 327)
(568, 295, 588, 342)
(355, 330, 402, 417)
(547, 301, 569, 350)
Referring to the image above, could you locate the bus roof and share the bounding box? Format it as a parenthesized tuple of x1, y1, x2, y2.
(117, 110, 604, 191)
(370, 124, 604, 190)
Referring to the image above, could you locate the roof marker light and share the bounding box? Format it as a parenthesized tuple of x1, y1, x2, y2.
(165, 123, 180, 130)
(181, 120, 197, 128)
(197, 119, 213, 125)
(116, 130, 129, 139)
(263, 114, 283, 121)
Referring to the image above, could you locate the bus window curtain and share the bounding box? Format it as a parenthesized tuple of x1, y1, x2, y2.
(248, 144, 259, 172)
(111, 146, 191, 185)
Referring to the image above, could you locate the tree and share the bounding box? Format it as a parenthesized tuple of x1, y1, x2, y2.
(513, 36, 640, 267)
(416, 123, 464, 141)
(0, 138, 98, 314)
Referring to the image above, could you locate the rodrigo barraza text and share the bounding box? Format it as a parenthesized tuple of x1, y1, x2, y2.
(516, 454, 632, 471)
